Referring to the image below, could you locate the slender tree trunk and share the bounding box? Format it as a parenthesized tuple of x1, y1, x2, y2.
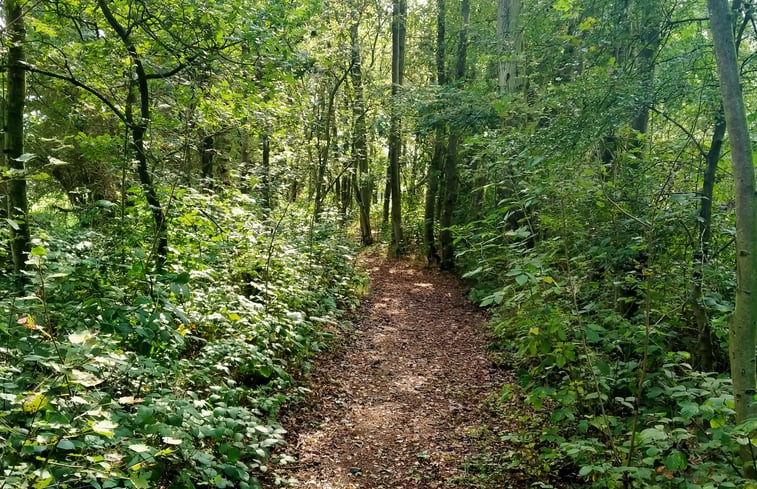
(388, 0, 407, 257)
(261, 133, 271, 213)
(708, 0, 757, 475)
(5, 0, 30, 281)
(691, 111, 726, 370)
(99, 0, 167, 266)
(424, 0, 446, 264)
(383, 166, 391, 226)
(424, 137, 444, 264)
(350, 23, 373, 245)
(439, 0, 469, 271)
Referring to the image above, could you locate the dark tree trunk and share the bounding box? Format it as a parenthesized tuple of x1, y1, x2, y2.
(424, 0, 446, 263)
(99, 0, 167, 266)
(5, 0, 30, 281)
(691, 110, 726, 371)
(439, 0, 469, 271)
(388, 0, 407, 257)
(261, 133, 271, 213)
(424, 136, 444, 264)
(201, 133, 214, 180)
(350, 23, 373, 245)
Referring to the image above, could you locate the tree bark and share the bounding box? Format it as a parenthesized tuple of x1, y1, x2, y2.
(5, 0, 30, 281)
(439, 0, 469, 271)
(424, 0, 446, 264)
(497, 0, 523, 94)
(99, 0, 167, 266)
(691, 110, 726, 371)
(261, 133, 271, 213)
(350, 23, 373, 245)
(708, 0, 757, 474)
(388, 0, 406, 257)
(201, 133, 214, 181)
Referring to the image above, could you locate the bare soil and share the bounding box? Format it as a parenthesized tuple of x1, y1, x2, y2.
(278, 251, 515, 488)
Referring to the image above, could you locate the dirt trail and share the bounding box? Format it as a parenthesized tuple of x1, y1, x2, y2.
(280, 252, 510, 488)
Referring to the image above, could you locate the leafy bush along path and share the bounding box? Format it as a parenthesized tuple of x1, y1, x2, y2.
(282, 252, 511, 488)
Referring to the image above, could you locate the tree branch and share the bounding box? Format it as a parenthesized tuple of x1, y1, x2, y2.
(23, 63, 127, 123)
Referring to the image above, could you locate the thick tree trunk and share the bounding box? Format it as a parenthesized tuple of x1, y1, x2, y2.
(388, 0, 407, 257)
(5, 0, 30, 281)
(708, 0, 757, 475)
(439, 0, 469, 271)
(497, 0, 522, 94)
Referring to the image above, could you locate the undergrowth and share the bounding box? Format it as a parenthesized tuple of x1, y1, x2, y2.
(0, 187, 365, 488)
(454, 194, 756, 489)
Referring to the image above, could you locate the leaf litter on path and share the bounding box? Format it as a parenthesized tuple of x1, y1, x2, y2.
(277, 251, 520, 488)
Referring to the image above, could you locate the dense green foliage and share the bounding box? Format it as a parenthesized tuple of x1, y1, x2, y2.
(2, 0, 757, 487)
(1, 187, 364, 488)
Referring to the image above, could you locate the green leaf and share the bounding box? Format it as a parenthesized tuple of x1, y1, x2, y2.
(664, 450, 687, 471)
(710, 417, 725, 429)
(639, 426, 667, 442)
(56, 439, 76, 451)
(128, 443, 152, 453)
(679, 401, 699, 419)
(30, 245, 47, 256)
(515, 274, 529, 286)
(71, 369, 103, 387)
(92, 420, 118, 437)
(15, 153, 36, 163)
(130, 470, 151, 489)
(462, 266, 483, 278)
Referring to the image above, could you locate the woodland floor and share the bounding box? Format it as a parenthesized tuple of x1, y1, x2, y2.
(277, 250, 525, 489)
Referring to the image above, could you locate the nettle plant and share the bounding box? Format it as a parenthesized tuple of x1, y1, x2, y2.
(0, 188, 364, 488)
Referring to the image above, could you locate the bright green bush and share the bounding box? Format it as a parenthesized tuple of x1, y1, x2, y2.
(0, 187, 365, 488)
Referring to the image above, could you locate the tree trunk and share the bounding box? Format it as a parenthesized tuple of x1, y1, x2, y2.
(691, 110, 726, 371)
(383, 165, 391, 226)
(439, 0, 469, 271)
(5, 0, 30, 281)
(261, 133, 271, 213)
(201, 133, 214, 181)
(350, 23, 373, 245)
(424, 136, 444, 264)
(708, 0, 757, 475)
(388, 0, 407, 257)
(497, 0, 523, 94)
(99, 0, 167, 266)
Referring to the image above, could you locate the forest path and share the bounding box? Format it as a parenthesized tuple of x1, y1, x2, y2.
(279, 250, 512, 488)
